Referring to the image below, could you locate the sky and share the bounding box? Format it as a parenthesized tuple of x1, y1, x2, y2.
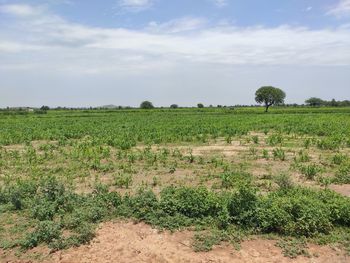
(0, 0, 350, 107)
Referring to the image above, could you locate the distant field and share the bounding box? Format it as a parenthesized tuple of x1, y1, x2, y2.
(0, 107, 349, 261)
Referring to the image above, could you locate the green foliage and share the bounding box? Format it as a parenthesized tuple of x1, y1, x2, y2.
(273, 148, 285, 161)
(159, 186, 220, 219)
(114, 173, 133, 189)
(295, 150, 310, 163)
(227, 186, 258, 226)
(305, 97, 324, 107)
(257, 191, 332, 237)
(262, 149, 269, 159)
(1, 108, 350, 256)
(333, 162, 350, 184)
(317, 137, 342, 150)
(192, 230, 227, 252)
(255, 86, 286, 112)
(0, 108, 350, 147)
(21, 221, 61, 249)
(274, 174, 294, 190)
(220, 171, 252, 189)
(332, 153, 348, 165)
(266, 134, 283, 146)
(276, 238, 310, 258)
(140, 101, 154, 109)
(299, 164, 321, 180)
(252, 135, 259, 144)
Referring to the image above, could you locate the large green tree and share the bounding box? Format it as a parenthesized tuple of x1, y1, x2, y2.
(305, 97, 324, 107)
(140, 101, 154, 109)
(255, 86, 286, 112)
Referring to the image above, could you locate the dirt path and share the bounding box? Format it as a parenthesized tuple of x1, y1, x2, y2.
(43, 221, 348, 263)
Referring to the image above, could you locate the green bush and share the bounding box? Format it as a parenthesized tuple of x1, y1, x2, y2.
(333, 163, 350, 184)
(274, 174, 294, 190)
(227, 186, 258, 226)
(130, 189, 158, 221)
(114, 173, 133, 189)
(159, 186, 220, 219)
(256, 188, 340, 237)
(220, 171, 252, 189)
(21, 221, 61, 249)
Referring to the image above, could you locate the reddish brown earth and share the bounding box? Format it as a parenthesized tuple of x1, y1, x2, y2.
(1, 221, 348, 263)
(330, 184, 350, 197)
(36, 221, 350, 263)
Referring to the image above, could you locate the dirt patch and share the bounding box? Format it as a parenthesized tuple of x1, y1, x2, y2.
(329, 184, 350, 197)
(41, 221, 348, 263)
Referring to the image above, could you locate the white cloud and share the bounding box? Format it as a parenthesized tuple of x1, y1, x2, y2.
(0, 4, 43, 17)
(327, 0, 350, 18)
(0, 4, 350, 76)
(211, 0, 228, 8)
(0, 41, 43, 52)
(147, 17, 207, 33)
(118, 0, 153, 12)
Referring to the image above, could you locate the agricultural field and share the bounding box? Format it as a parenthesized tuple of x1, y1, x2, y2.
(0, 107, 350, 262)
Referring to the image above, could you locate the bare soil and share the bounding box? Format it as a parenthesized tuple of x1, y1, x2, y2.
(330, 184, 350, 197)
(26, 221, 345, 263)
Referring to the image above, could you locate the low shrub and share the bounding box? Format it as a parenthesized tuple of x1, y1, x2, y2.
(159, 186, 220, 219)
(257, 189, 333, 237)
(333, 163, 350, 184)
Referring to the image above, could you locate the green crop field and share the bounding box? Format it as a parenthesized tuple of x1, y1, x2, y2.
(0, 107, 350, 260)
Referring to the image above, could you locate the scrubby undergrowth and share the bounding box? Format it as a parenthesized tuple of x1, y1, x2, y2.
(0, 176, 349, 255)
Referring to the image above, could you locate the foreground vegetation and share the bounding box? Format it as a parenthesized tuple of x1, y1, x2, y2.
(0, 107, 349, 260)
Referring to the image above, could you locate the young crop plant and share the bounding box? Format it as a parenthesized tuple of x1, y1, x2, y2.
(114, 173, 133, 189)
(266, 134, 284, 146)
(332, 153, 348, 165)
(316, 137, 342, 150)
(299, 164, 321, 180)
(249, 147, 258, 159)
(262, 149, 269, 159)
(333, 163, 350, 184)
(294, 150, 310, 163)
(273, 148, 286, 161)
(303, 138, 312, 149)
(252, 135, 259, 144)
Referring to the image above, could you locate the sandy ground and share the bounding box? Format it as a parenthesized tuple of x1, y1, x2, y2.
(46, 221, 348, 263)
(1, 221, 348, 263)
(329, 184, 350, 197)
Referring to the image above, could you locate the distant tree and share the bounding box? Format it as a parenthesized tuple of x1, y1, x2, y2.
(340, 100, 350, 107)
(305, 97, 324, 107)
(140, 101, 154, 109)
(330, 99, 339, 107)
(170, 104, 178, 109)
(197, 103, 204, 108)
(40, 105, 50, 111)
(255, 86, 286, 112)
